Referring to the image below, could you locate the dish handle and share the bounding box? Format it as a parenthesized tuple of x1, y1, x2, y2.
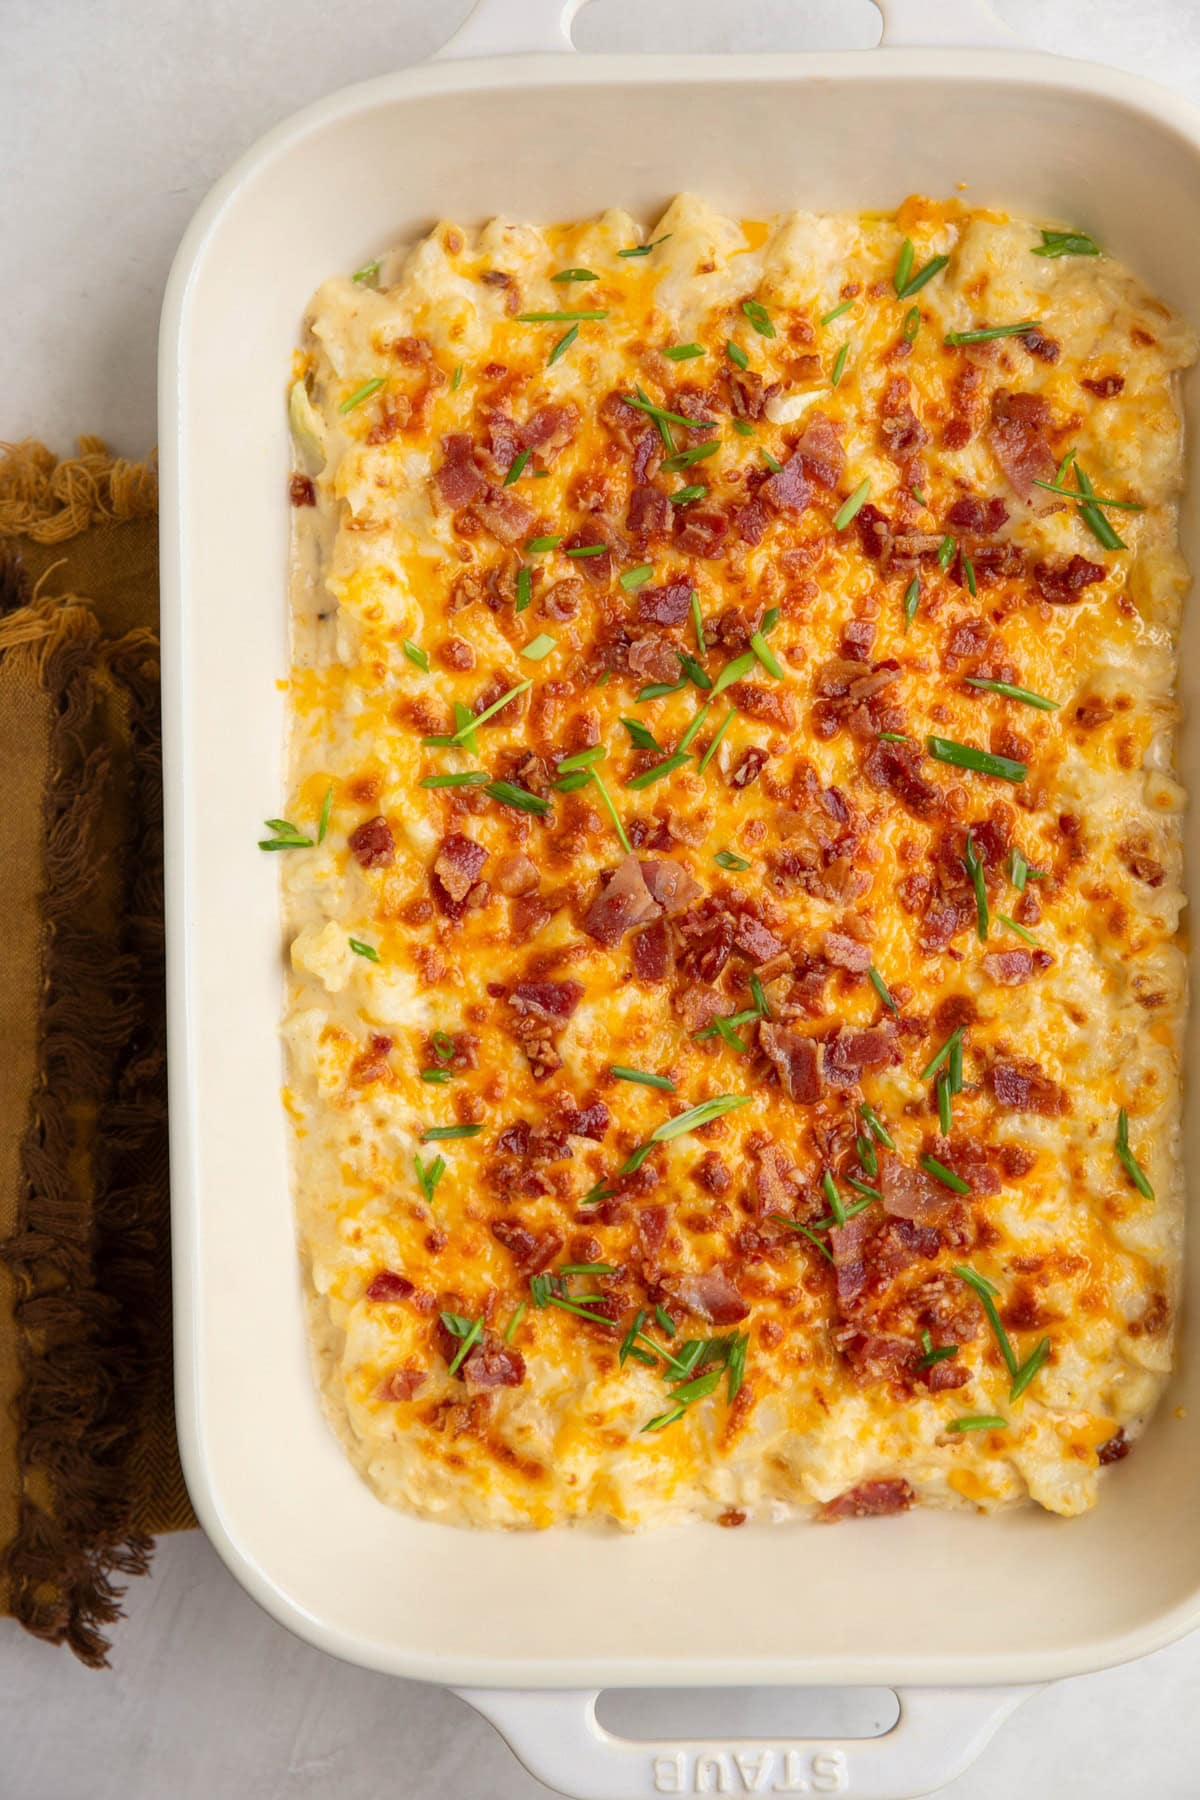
(455, 1684, 1038, 1800)
(434, 0, 1015, 59)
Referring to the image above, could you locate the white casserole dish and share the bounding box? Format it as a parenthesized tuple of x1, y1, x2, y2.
(160, 2, 1200, 1793)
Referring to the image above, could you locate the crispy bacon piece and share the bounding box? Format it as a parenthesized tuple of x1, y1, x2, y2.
(675, 506, 729, 558)
(1033, 555, 1106, 604)
(823, 930, 872, 973)
(491, 1219, 564, 1272)
(599, 389, 645, 447)
(495, 852, 539, 897)
(728, 681, 796, 729)
(794, 412, 845, 489)
(820, 1478, 914, 1520)
(988, 390, 1056, 502)
(734, 915, 787, 965)
(828, 1210, 875, 1310)
(470, 487, 536, 544)
(638, 578, 694, 627)
(946, 495, 1009, 533)
(1023, 326, 1060, 363)
(733, 493, 770, 545)
(289, 473, 316, 506)
(990, 1058, 1068, 1115)
(635, 1204, 669, 1264)
(627, 635, 682, 684)
(640, 858, 703, 916)
(824, 1023, 899, 1088)
(879, 376, 929, 454)
(583, 855, 660, 944)
(432, 833, 488, 908)
(731, 746, 769, 789)
(837, 1330, 921, 1386)
(759, 1023, 822, 1103)
(627, 483, 673, 541)
(675, 1266, 750, 1325)
(510, 979, 584, 1021)
(377, 1367, 427, 1402)
(982, 947, 1052, 985)
(434, 433, 486, 507)
(463, 1334, 527, 1390)
(562, 527, 612, 583)
(726, 368, 780, 421)
(762, 454, 812, 514)
(366, 1271, 414, 1303)
(632, 918, 672, 982)
(1098, 1428, 1132, 1465)
(841, 617, 876, 662)
(879, 1152, 953, 1225)
(349, 1033, 393, 1086)
(754, 1142, 796, 1216)
(521, 402, 578, 452)
(1082, 373, 1125, 398)
(677, 985, 724, 1034)
(348, 815, 395, 869)
(863, 740, 940, 819)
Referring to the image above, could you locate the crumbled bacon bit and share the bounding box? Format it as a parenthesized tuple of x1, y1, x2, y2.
(759, 1023, 822, 1103)
(638, 578, 694, 627)
(1082, 373, 1124, 398)
(674, 1266, 749, 1325)
(1033, 555, 1107, 604)
(1098, 1428, 1132, 1465)
(731, 746, 769, 788)
(819, 1479, 914, 1520)
(289, 473, 316, 506)
(366, 1271, 414, 1303)
(348, 815, 395, 869)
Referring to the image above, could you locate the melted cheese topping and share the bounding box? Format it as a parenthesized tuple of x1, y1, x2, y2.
(282, 196, 1194, 1528)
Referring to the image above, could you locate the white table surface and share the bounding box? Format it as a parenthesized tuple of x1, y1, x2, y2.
(2, 1, 1198, 1795)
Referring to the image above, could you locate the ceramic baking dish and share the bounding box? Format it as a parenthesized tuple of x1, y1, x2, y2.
(160, 2, 1200, 1793)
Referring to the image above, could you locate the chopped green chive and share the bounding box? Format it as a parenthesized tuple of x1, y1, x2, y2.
(527, 534, 563, 552)
(965, 677, 1058, 710)
(669, 484, 707, 506)
(694, 1008, 758, 1043)
(822, 1170, 847, 1226)
(1033, 228, 1100, 259)
(1074, 463, 1127, 550)
(339, 377, 385, 414)
(1116, 1107, 1154, 1199)
(928, 736, 1027, 783)
(348, 937, 379, 962)
(903, 305, 921, 343)
(622, 392, 716, 432)
(677, 704, 710, 755)
(504, 1302, 527, 1344)
(955, 1265, 1019, 1377)
(750, 973, 770, 1019)
(1008, 847, 1031, 891)
(937, 534, 956, 571)
(714, 849, 750, 871)
(964, 831, 989, 942)
(897, 252, 950, 300)
(444, 1313, 483, 1376)
(420, 770, 491, 789)
(352, 259, 381, 284)
(833, 479, 871, 530)
(944, 320, 1040, 346)
(712, 651, 755, 697)
(995, 912, 1039, 946)
(911, 486, 929, 507)
(621, 716, 661, 752)
(921, 1025, 965, 1084)
(749, 630, 784, 680)
(879, 732, 911, 744)
(557, 745, 607, 773)
(831, 341, 850, 388)
(770, 1215, 834, 1263)
(590, 771, 632, 855)
(894, 238, 915, 296)
(821, 297, 854, 325)
(662, 440, 719, 472)
(1009, 1336, 1051, 1402)
(637, 680, 688, 702)
(697, 709, 736, 773)
(903, 575, 921, 632)
(868, 966, 898, 1014)
(415, 1153, 446, 1207)
(856, 1134, 878, 1180)
(421, 1068, 452, 1084)
(403, 639, 429, 671)
(423, 1124, 483, 1142)
(520, 633, 557, 662)
(618, 234, 671, 258)
(516, 566, 532, 612)
(620, 563, 654, 590)
(627, 751, 691, 790)
(726, 338, 749, 370)
(676, 653, 711, 692)
(664, 342, 706, 361)
(948, 1033, 964, 1097)
(762, 451, 782, 473)
(611, 1066, 675, 1091)
(652, 1095, 752, 1143)
(552, 267, 598, 282)
(517, 309, 609, 323)
(691, 592, 707, 653)
(485, 780, 551, 815)
(921, 1154, 970, 1194)
(451, 364, 463, 391)
(453, 680, 531, 740)
(949, 1415, 1007, 1434)
(258, 818, 313, 851)
(565, 542, 609, 558)
(730, 418, 755, 437)
(760, 607, 780, 633)
(548, 324, 579, 366)
(962, 551, 977, 597)
(317, 784, 334, 844)
(431, 1030, 455, 1062)
(1031, 479, 1142, 512)
(554, 769, 592, 792)
(741, 299, 775, 338)
(937, 1073, 953, 1136)
(503, 447, 532, 486)
(918, 1334, 959, 1370)
(860, 1102, 896, 1150)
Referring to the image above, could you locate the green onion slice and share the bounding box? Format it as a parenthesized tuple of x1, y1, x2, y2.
(1116, 1107, 1154, 1199)
(833, 479, 871, 531)
(928, 736, 1027, 783)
